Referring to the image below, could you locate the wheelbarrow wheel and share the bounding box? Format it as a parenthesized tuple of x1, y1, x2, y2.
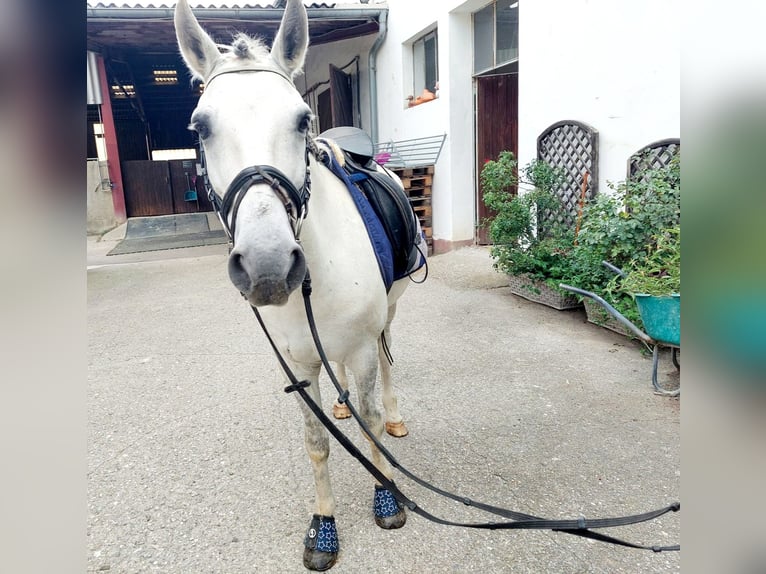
(652, 345, 680, 396)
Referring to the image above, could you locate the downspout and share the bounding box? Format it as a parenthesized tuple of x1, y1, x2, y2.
(368, 9, 388, 145)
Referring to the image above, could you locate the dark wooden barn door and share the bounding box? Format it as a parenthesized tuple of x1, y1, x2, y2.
(168, 159, 212, 214)
(476, 73, 518, 244)
(329, 64, 354, 127)
(122, 159, 213, 217)
(122, 160, 173, 217)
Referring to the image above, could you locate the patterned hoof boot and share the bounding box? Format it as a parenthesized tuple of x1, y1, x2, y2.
(303, 514, 339, 571)
(373, 485, 407, 529)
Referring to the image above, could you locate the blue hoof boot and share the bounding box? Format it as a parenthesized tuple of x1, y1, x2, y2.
(303, 514, 339, 571)
(373, 485, 407, 529)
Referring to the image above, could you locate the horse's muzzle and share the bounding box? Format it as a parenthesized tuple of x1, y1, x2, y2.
(228, 245, 306, 306)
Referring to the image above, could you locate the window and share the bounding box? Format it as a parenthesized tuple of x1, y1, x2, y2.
(473, 1, 519, 74)
(408, 29, 439, 106)
(495, 2, 519, 64)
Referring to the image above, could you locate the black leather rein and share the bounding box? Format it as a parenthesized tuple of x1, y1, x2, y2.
(248, 272, 681, 553)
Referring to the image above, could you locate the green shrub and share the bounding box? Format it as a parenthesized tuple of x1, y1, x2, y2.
(615, 226, 681, 296)
(569, 153, 681, 325)
(481, 152, 574, 290)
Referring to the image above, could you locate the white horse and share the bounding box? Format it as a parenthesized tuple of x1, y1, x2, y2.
(175, 0, 420, 569)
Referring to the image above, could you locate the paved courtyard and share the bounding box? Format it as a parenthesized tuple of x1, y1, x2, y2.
(87, 237, 680, 573)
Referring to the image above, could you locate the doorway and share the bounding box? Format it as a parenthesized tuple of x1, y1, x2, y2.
(475, 73, 518, 244)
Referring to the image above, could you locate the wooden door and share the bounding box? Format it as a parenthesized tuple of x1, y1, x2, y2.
(168, 159, 212, 214)
(476, 73, 518, 244)
(329, 64, 354, 127)
(122, 160, 173, 217)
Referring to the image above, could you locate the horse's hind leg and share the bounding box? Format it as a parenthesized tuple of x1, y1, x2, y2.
(380, 304, 408, 437)
(349, 344, 407, 530)
(331, 363, 352, 420)
(291, 363, 339, 571)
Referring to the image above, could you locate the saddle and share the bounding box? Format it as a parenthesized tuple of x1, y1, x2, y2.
(319, 127, 424, 287)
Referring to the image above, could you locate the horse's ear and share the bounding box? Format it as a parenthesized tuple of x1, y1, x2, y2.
(271, 0, 309, 78)
(174, 0, 220, 81)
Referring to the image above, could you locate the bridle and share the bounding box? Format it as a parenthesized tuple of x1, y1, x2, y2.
(196, 64, 316, 247)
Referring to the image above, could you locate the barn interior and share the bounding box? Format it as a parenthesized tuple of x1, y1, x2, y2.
(86, 3, 381, 162)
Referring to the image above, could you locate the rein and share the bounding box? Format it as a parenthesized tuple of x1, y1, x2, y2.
(248, 271, 681, 553)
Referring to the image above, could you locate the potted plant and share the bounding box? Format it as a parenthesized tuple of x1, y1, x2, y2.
(481, 151, 580, 310)
(566, 154, 680, 335)
(613, 226, 680, 346)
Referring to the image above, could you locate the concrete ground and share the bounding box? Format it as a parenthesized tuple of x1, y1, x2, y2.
(87, 229, 680, 573)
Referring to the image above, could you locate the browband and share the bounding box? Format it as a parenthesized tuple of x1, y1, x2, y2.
(205, 63, 294, 87)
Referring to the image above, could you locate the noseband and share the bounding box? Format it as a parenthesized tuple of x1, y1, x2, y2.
(197, 65, 314, 246)
(201, 145, 312, 245)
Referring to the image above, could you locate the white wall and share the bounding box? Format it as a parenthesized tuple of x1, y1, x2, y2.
(87, 160, 119, 235)
(517, 0, 680, 192)
(376, 0, 485, 249)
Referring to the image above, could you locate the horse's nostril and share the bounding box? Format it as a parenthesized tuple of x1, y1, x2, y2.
(228, 251, 253, 294)
(286, 247, 307, 290)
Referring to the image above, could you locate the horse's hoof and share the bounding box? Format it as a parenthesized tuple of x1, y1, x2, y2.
(332, 402, 351, 420)
(303, 515, 339, 571)
(375, 509, 407, 529)
(385, 420, 409, 437)
(303, 547, 338, 571)
(373, 485, 407, 529)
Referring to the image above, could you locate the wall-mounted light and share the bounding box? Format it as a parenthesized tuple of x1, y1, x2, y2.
(509, 2, 519, 8)
(111, 84, 135, 98)
(153, 69, 178, 85)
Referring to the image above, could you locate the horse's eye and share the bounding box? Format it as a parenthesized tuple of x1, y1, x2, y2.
(190, 120, 210, 140)
(298, 114, 311, 134)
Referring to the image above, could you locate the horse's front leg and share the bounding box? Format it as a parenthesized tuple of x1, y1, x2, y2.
(291, 362, 339, 571)
(349, 345, 407, 530)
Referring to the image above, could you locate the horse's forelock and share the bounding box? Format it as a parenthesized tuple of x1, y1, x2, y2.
(228, 33, 269, 63)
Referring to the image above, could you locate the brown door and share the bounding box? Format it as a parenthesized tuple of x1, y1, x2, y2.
(168, 159, 204, 214)
(476, 73, 518, 244)
(329, 64, 354, 127)
(122, 160, 173, 217)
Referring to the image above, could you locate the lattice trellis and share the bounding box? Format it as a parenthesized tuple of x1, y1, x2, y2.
(536, 120, 599, 228)
(627, 138, 680, 183)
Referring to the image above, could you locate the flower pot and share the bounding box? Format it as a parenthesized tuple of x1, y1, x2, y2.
(634, 294, 680, 346)
(507, 273, 582, 310)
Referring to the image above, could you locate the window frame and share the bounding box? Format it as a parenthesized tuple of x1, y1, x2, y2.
(405, 26, 439, 108)
(472, 0, 519, 76)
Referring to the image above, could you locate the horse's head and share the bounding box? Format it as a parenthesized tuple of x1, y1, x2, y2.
(175, 0, 310, 306)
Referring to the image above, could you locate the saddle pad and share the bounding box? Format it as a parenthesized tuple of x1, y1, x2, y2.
(325, 154, 395, 290)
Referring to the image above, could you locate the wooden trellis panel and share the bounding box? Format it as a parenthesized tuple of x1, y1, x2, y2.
(537, 120, 599, 227)
(627, 138, 680, 182)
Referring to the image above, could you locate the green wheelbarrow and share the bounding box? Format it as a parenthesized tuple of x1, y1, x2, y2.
(560, 262, 680, 396)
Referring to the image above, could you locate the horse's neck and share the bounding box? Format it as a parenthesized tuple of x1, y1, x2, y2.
(298, 156, 381, 284)
(302, 158, 353, 245)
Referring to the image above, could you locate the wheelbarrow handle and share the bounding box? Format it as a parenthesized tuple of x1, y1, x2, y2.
(558, 283, 654, 344)
(602, 261, 627, 278)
